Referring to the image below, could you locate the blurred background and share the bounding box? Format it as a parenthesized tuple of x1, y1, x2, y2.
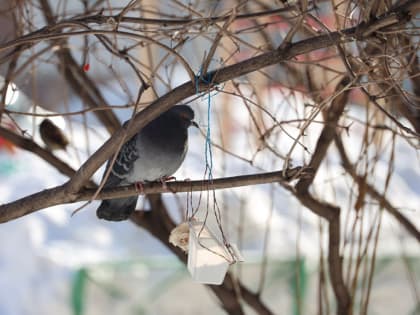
(0, 1, 419, 315)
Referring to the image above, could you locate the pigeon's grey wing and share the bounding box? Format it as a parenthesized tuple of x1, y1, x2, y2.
(103, 135, 140, 185)
(112, 135, 140, 180)
(97, 136, 140, 221)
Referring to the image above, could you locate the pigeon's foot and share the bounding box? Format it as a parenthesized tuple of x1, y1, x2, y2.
(160, 176, 176, 193)
(135, 181, 145, 194)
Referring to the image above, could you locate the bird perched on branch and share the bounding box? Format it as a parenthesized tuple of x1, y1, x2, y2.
(39, 118, 69, 151)
(96, 105, 198, 221)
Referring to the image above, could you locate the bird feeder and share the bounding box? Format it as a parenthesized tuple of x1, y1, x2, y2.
(187, 221, 243, 285)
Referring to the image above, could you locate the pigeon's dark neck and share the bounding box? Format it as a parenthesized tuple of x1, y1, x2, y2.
(142, 114, 187, 148)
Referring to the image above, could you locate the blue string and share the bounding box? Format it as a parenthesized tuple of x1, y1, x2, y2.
(195, 69, 214, 180)
(205, 92, 213, 179)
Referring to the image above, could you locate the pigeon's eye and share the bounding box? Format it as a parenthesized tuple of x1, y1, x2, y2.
(179, 112, 192, 121)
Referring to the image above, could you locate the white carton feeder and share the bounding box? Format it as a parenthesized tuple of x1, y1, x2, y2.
(187, 221, 243, 285)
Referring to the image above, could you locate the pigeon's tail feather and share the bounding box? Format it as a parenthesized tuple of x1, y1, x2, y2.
(96, 196, 138, 221)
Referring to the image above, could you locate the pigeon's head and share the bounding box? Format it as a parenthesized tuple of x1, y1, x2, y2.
(169, 105, 199, 129)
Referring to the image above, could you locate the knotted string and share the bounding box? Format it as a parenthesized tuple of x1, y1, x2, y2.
(192, 68, 238, 263)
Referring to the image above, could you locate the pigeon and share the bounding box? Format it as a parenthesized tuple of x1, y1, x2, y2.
(96, 105, 198, 221)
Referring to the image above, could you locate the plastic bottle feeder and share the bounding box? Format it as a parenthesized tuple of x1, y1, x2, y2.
(187, 221, 243, 285)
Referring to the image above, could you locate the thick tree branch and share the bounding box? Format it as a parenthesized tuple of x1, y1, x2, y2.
(0, 167, 312, 223)
(80, 166, 313, 200)
(74, 5, 301, 27)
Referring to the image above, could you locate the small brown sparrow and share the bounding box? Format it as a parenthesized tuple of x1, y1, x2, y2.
(39, 118, 69, 151)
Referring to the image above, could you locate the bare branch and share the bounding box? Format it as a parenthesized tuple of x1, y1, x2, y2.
(0, 167, 312, 223)
(334, 134, 420, 242)
(296, 76, 351, 193)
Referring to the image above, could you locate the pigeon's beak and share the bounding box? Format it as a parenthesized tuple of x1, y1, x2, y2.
(191, 120, 199, 128)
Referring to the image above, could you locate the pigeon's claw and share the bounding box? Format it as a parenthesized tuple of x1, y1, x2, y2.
(160, 176, 176, 193)
(135, 181, 145, 194)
